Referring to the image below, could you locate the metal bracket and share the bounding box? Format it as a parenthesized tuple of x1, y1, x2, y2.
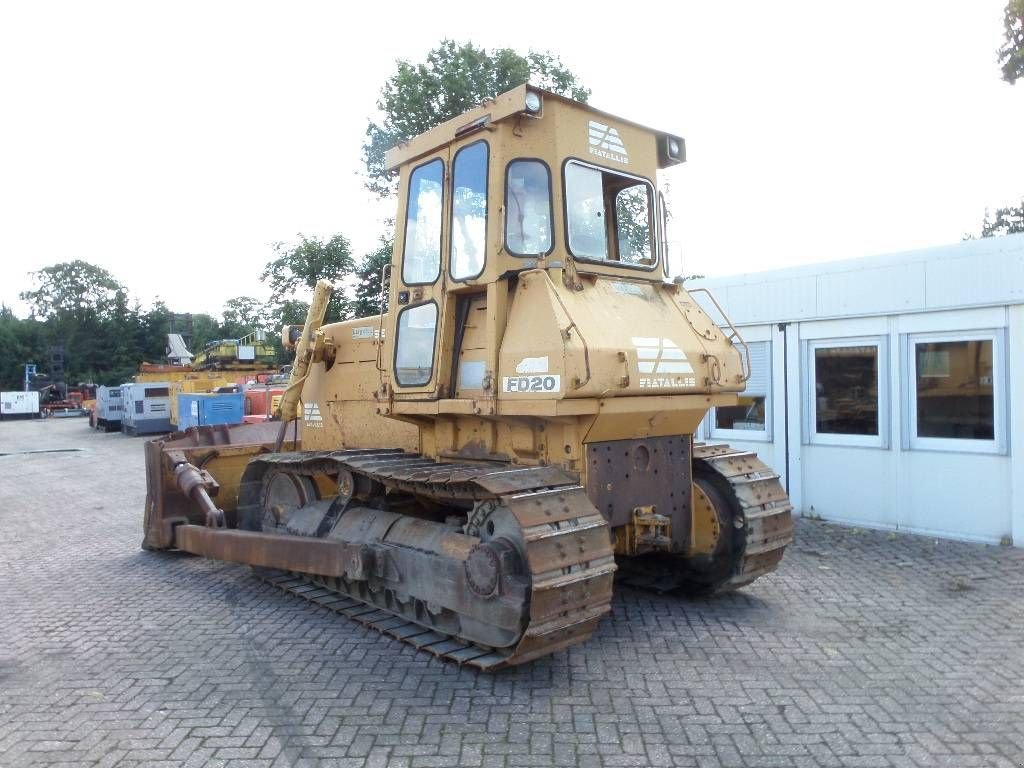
(632, 505, 672, 553)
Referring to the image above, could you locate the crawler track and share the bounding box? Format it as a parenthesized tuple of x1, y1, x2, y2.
(617, 442, 793, 594)
(236, 450, 617, 670)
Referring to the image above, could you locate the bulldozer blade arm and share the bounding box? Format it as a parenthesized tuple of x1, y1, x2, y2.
(142, 421, 300, 550)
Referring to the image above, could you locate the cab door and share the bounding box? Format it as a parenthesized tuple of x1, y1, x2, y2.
(388, 150, 450, 397)
(388, 137, 492, 400)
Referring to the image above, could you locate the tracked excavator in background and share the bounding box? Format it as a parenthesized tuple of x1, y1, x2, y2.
(143, 85, 793, 669)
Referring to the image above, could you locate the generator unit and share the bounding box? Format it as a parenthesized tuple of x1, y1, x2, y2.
(121, 383, 172, 436)
(176, 391, 245, 430)
(94, 386, 124, 431)
(242, 386, 284, 423)
(0, 391, 40, 420)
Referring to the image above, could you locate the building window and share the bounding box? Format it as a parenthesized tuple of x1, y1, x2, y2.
(907, 332, 1004, 454)
(712, 341, 771, 440)
(806, 338, 887, 448)
(402, 158, 444, 286)
(450, 141, 488, 280)
(394, 302, 438, 387)
(505, 160, 553, 256)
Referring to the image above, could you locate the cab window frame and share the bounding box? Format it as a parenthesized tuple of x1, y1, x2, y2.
(503, 157, 555, 258)
(560, 157, 658, 272)
(401, 156, 445, 287)
(392, 300, 440, 389)
(448, 139, 490, 282)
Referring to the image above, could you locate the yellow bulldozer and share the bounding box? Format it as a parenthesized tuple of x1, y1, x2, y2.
(143, 85, 793, 669)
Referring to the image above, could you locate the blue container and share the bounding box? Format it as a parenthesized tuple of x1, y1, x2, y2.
(177, 392, 245, 430)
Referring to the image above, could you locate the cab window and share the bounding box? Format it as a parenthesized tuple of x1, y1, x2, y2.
(394, 302, 438, 387)
(402, 158, 444, 285)
(450, 142, 488, 280)
(505, 160, 553, 255)
(564, 161, 655, 268)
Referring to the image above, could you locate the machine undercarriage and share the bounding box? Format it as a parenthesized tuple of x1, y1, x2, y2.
(144, 428, 791, 668)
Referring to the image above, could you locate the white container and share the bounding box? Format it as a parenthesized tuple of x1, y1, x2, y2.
(1, 391, 40, 418)
(120, 382, 172, 435)
(95, 386, 124, 430)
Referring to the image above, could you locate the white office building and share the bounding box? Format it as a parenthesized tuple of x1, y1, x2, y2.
(691, 232, 1024, 546)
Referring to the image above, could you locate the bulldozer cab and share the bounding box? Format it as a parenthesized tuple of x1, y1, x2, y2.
(383, 84, 686, 401)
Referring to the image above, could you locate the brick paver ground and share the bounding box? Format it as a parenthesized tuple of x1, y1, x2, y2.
(1, 418, 1023, 768)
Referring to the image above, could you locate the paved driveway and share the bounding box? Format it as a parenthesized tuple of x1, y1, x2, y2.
(1, 418, 1023, 767)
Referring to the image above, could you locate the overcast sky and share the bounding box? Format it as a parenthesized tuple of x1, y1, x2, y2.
(1, 1, 1021, 318)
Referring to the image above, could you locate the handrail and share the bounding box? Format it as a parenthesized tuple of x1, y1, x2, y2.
(687, 288, 751, 384)
(375, 262, 392, 374)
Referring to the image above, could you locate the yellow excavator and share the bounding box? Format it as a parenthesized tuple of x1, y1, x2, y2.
(142, 84, 793, 669)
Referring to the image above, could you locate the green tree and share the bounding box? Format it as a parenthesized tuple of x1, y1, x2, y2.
(269, 299, 311, 327)
(980, 200, 1024, 237)
(190, 313, 221, 351)
(263, 299, 311, 365)
(351, 238, 393, 319)
(18, 261, 129, 383)
(220, 296, 271, 338)
(104, 289, 143, 384)
(984, 3, 1024, 235)
(1000, 0, 1024, 84)
(19, 260, 124, 322)
(363, 40, 590, 197)
(0, 306, 47, 390)
(261, 233, 354, 322)
(135, 300, 174, 364)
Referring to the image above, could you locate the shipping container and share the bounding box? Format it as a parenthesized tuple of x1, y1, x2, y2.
(95, 386, 124, 431)
(177, 391, 245, 430)
(0, 391, 40, 419)
(120, 382, 172, 435)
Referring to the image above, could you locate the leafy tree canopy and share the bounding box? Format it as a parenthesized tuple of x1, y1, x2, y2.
(351, 238, 393, 319)
(363, 40, 590, 197)
(220, 296, 272, 338)
(261, 233, 354, 322)
(19, 260, 125, 321)
(1000, 0, 1024, 84)
(979, 200, 1024, 237)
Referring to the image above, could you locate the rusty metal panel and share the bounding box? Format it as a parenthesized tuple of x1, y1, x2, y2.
(175, 525, 346, 577)
(521, 518, 610, 574)
(506, 486, 593, 527)
(529, 565, 617, 623)
(473, 466, 577, 494)
(585, 435, 692, 550)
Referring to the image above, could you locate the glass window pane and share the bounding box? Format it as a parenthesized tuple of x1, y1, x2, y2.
(814, 345, 878, 435)
(402, 159, 443, 285)
(715, 341, 770, 431)
(505, 160, 552, 255)
(615, 185, 652, 265)
(451, 142, 488, 279)
(565, 163, 608, 259)
(395, 303, 438, 387)
(715, 397, 766, 430)
(565, 161, 656, 267)
(915, 340, 994, 440)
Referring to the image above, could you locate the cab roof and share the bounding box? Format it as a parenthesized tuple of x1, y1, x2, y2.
(383, 83, 684, 172)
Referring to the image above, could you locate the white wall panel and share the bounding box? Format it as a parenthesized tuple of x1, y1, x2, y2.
(689, 234, 1024, 546)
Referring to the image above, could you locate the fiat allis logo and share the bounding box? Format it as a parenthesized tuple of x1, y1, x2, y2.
(588, 120, 629, 165)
